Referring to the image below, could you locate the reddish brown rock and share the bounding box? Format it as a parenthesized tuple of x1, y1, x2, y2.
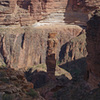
(0, 0, 100, 26)
(46, 33, 58, 80)
(86, 10, 100, 89)
(0, 67, 35, 100)
(59, 30, 87, 63)
(67, 0, 100, 11)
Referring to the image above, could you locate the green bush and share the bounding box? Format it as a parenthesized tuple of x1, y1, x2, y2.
(26, 89, 38, 98)
(56, 60, 61, 65)
(53, 92, 58, 98)
(0, 77, 10, 83)
(2, 94, 14, 100)
(0, 71, 6, 77)
(0, 64, 6, 69)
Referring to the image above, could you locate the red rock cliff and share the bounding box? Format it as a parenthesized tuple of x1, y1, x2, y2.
(0, 0, 100, 26)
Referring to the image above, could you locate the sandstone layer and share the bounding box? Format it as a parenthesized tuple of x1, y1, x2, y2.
(86, 10, 100, 89)
(0, 0, 100, 26)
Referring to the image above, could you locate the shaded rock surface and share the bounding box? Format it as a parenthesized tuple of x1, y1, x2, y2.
(24, 57, 89, 100)
(86, 10, 100, 89)
(59, 30, 87, 63)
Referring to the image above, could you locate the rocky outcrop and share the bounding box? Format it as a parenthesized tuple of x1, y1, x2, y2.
(86, 10, 100, 89)
(59, 30, 87, 63)
(59, 30, 87, 80)
(0, 67, 34, 100)
(46, 33, 58, 80)
(67, 0, 100, 11)
(0, 67, 45, 100)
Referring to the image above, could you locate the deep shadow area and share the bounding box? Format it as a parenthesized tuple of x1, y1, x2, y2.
(25, 57, 87, 89)
(64, 0, 88, 26)
(59, 42, 68, 62)
(25, 69, 48, 88)
(59, 57, 87, 79)
(24, 57, 90, 100)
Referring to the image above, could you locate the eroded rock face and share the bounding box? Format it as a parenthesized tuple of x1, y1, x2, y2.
(86, 10, 100, 89)
(0, 0, 100, 26)
(0, 25, 82, 69)
(59, 30, 87, 63)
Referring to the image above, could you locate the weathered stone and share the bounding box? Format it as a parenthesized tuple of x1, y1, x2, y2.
(46, 33, 58, 80)
(10, 76, 18, 80)
(86, 10, 100, 89)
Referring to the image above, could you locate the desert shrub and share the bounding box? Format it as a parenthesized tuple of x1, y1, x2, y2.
(0, 64, 6, 69)
(2, 94, 14, 100)
(26, 89, 38, 98)
(56, 60, 61, 65)
(53, 92, 58, 98)
(0, 77, 10, 83)
(0, 71, 6, 77)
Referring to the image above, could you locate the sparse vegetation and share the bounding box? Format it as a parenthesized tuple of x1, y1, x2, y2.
(0, 71, 6, 77)
(0, 64, 6, 69)
(27, 64, 47, 72)
(2, 94, 14, 100)
(0, 77, 10, 83)
(26, 89, 38, 98)
(56, 60, 61, 65)
(53, 92, 58, 98)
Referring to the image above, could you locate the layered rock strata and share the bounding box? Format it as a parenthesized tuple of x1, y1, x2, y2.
(0, 0, 100, 26)
(86, 10, 100, 89)
(46, 33, 58, 80)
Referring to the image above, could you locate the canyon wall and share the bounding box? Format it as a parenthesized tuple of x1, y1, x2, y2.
(0, 0, 100, 70)
(0, 0, 100, 26)
(0, 25, 82, 69)
(86, 10, 100, 89)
